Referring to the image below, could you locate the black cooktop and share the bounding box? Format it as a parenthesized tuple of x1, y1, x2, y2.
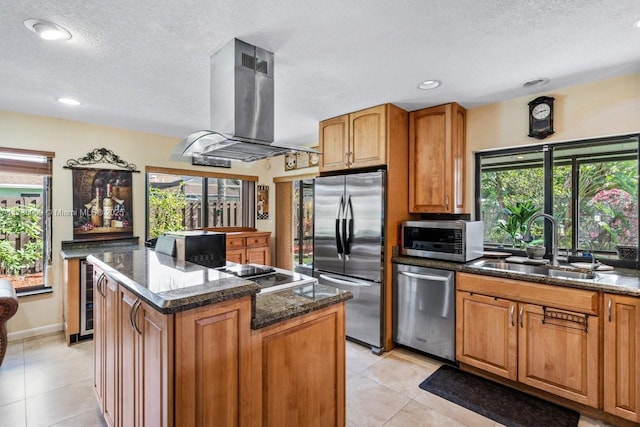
(219, 264, 276, 278)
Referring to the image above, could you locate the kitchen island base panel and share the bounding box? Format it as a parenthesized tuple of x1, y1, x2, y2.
(251, 304, 346, 427)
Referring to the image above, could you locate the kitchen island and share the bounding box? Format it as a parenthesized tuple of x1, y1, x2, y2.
(88, 248, 351, 427)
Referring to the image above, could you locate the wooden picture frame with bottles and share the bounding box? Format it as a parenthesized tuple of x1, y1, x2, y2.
(71, 169, 133, 240)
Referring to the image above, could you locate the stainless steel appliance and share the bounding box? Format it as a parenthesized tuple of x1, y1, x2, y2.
(79, 259, 94, 338)
(393, 263, 456, 362)
(313, 171, 385, 353)
(401, 220, 484, 262)
(165, 230, 226, 268)
(173, 38, 318, 162)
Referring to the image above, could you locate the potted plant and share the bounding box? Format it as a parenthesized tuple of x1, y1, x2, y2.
(497, 201, 540, 249)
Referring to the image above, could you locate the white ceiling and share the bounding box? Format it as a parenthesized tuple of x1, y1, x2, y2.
(1, 1, 639, 146)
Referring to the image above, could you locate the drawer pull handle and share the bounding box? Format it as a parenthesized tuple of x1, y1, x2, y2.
(399, 271, 449, 282)
(542, 306, 589, 333)
(510, 305, 515, 327)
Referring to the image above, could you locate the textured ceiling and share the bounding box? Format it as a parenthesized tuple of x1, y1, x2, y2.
(1, 0, 639, 146)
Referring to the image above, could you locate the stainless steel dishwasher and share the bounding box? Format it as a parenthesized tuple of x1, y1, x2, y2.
(393, 263, 456, 362)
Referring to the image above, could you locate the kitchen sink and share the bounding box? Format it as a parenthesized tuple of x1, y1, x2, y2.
(469, 260, 596, 280)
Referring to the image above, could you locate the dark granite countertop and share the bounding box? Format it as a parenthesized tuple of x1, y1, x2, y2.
(393, 255, 640, 297)
(87, 249, 260, 314)
(253, 283, 352, 329)
(60, 237, 141, 259)
(87, 248, 352, 328)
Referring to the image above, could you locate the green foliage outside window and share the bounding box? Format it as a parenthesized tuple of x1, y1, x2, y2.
(0, 206, 43, 276)
(147, 186, 188, 239)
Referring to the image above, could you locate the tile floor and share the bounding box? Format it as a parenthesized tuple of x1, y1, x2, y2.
(0, 333, 613, 426)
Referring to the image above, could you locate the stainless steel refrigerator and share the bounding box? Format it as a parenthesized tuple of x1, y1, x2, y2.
(313, 170, 385, 353)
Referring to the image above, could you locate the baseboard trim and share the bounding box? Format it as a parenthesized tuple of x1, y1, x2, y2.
(8, 323, 64, 341)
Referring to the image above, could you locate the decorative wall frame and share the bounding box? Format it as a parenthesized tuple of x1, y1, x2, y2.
(72, 169, 134, 240)
(64, 148, 139, 172)
(284, 147, 320, 171)
(257, 185, 269, 220)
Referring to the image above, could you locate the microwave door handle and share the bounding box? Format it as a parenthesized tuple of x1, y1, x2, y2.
(344, 195, 353, 257)
(335, 196, 344, 259)
(319, 274, 371, 287)
(399, 271, 450, 282)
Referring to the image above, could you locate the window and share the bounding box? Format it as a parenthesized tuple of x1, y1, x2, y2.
(293, 179, 314, 275)
(476, 135, 639, 265)
(0, 148, 54, 293)
(145, 167, 256, 239)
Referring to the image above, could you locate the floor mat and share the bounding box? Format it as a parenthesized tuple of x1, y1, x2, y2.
(418, 365, 580, 427)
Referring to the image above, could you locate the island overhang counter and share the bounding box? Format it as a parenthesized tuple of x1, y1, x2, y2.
(87, 248, 352, 427)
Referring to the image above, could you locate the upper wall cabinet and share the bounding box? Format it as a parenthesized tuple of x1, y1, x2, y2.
(409, 102, 466, 213)
(319, 104, 396, 172)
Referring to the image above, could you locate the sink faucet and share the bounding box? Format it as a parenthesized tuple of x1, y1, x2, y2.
(582, 240, 601, 271)
(523, 213, 560, 267)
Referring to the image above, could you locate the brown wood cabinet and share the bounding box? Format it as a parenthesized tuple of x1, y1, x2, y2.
(456, 291, 517, 380)
(62, 257, 81, 345)
(518, 303, 598, 407)
(93, 267, 118, 427)
(119, 286, 173, 427)
(251, 303, 346, 427)
(604, 293, 640, 422)
(409, 102, 466, 213)
(174, 297, 252, 427)
(225, 231, 271, 265)
(319, 104, 403, 172)
(456, 273, 600, 408)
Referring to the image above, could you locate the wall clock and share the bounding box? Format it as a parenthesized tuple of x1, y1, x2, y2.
(528, 96, 555, 139)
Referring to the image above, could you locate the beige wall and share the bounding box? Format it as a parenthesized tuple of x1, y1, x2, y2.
(466, 73, 640, 214)
(0, 110, 275, 338)
(6, 72, 637, 337)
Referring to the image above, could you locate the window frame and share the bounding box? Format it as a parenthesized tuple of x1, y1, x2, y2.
(0, 147, 54, 294)
(475, 133, 640, 268)
(144, 166, 258, 240)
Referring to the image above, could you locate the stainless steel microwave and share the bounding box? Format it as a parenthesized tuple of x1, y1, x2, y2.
(401, 220, 484, 262)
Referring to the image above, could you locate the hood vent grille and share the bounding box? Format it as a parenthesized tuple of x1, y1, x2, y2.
(242, 52, 269, 74)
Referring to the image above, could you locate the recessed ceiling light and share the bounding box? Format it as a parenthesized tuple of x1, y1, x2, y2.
(633, 18, 640, 29)
(418, 80, 441, 90)
(521, 78, 549, 88)
(57, 97, 82, 106)
(24, 19, 72, 41)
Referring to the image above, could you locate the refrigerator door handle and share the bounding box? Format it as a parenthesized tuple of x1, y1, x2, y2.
(335, 195, 345, 259)
(319, 274, 372, 287)
(344, 195, 354, 257)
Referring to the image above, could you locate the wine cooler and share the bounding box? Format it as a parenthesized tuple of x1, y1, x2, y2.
(79, 260, 94, 338)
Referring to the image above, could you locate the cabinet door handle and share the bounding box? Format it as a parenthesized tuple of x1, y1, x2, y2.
(96, 273, 106, 297)
(510, 305, 515, 327)
(519, 306, 524, 328)
(445, 195, 449, 211)
(608, 299, 612, 322)
(130, 300, 143, 335)
(344, 152, 349, 167)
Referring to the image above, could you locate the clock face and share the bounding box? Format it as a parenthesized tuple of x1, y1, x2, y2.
(532, 103, 551, 120)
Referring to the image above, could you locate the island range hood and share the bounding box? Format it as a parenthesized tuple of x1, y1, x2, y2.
(172, 38, 318, 163)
